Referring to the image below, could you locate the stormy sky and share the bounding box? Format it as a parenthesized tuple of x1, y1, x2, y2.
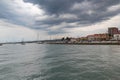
(0, 0, 120, 42)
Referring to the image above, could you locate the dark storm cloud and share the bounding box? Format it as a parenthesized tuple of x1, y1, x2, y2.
(0, 0, 120, 35)
(24, 0, 120, 13)
(24, 0, 84, 14)
(24, 0, 120, 27)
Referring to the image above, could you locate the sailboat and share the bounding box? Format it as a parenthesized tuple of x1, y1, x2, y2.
(0, 43, 3, 46)
(36, 32, 41, 44)
(21, 38, 25, 45)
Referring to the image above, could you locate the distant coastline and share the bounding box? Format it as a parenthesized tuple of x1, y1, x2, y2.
(1, 27, 120, 45)
(0, 40, 120, 45)
(41, 40, 120, 45)
(44, 42, 120, 45)
(41, 27, 120, 45)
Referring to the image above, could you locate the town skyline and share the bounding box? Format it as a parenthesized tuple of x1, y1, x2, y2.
(58, 27, 120, 42)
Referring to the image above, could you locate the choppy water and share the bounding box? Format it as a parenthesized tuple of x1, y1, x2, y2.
(0, 44, 120, 80)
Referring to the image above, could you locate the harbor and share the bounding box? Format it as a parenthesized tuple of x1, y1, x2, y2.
(41, 27, 120, 45)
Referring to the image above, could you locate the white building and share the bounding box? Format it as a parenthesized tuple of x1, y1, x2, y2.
(113, 34, 120, 40)
(70, 38, 77, 43)
(87, 35, 95, 41)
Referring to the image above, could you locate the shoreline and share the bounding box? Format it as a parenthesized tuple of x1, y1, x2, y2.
(0, 41, 120, 45)
(44, 42, 120, 45)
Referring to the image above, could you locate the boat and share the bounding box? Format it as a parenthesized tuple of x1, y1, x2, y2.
(21, 42, 25, 45)
(0, 44, 3, 46)
(21, 38, 25, 45)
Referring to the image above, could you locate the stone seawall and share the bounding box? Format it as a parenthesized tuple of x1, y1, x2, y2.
(45, 42, 120, 45)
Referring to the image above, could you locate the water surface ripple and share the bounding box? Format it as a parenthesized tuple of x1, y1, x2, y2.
(0, 44, 120, 80)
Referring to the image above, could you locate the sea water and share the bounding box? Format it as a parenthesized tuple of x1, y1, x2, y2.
(0, 44, 120, 80)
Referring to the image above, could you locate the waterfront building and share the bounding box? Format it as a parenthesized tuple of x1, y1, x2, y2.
(94, 34, 101, 41)
(87, 35, 95, 41)
(70, 38, 78, 43)
(100, 33, 109, 41)
(108, 27, 119, 37)
(113, 34, 120, 40)
(80, 37, 88, 41)
(94, 33, 109, 41)
(76, 38, 81, 42)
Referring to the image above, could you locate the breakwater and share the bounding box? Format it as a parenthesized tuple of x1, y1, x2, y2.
(47, 42, 120, 45)
(43, 41, 120, 45)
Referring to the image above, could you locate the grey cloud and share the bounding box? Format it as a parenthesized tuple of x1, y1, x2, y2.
(0, 2, 26, 26)
(24, 0, 84, 14)
(0, 0, 120, 35)
(24, 0, 120, 14)
(24, 0, 120, 26)
(30, 0, 119, 35)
